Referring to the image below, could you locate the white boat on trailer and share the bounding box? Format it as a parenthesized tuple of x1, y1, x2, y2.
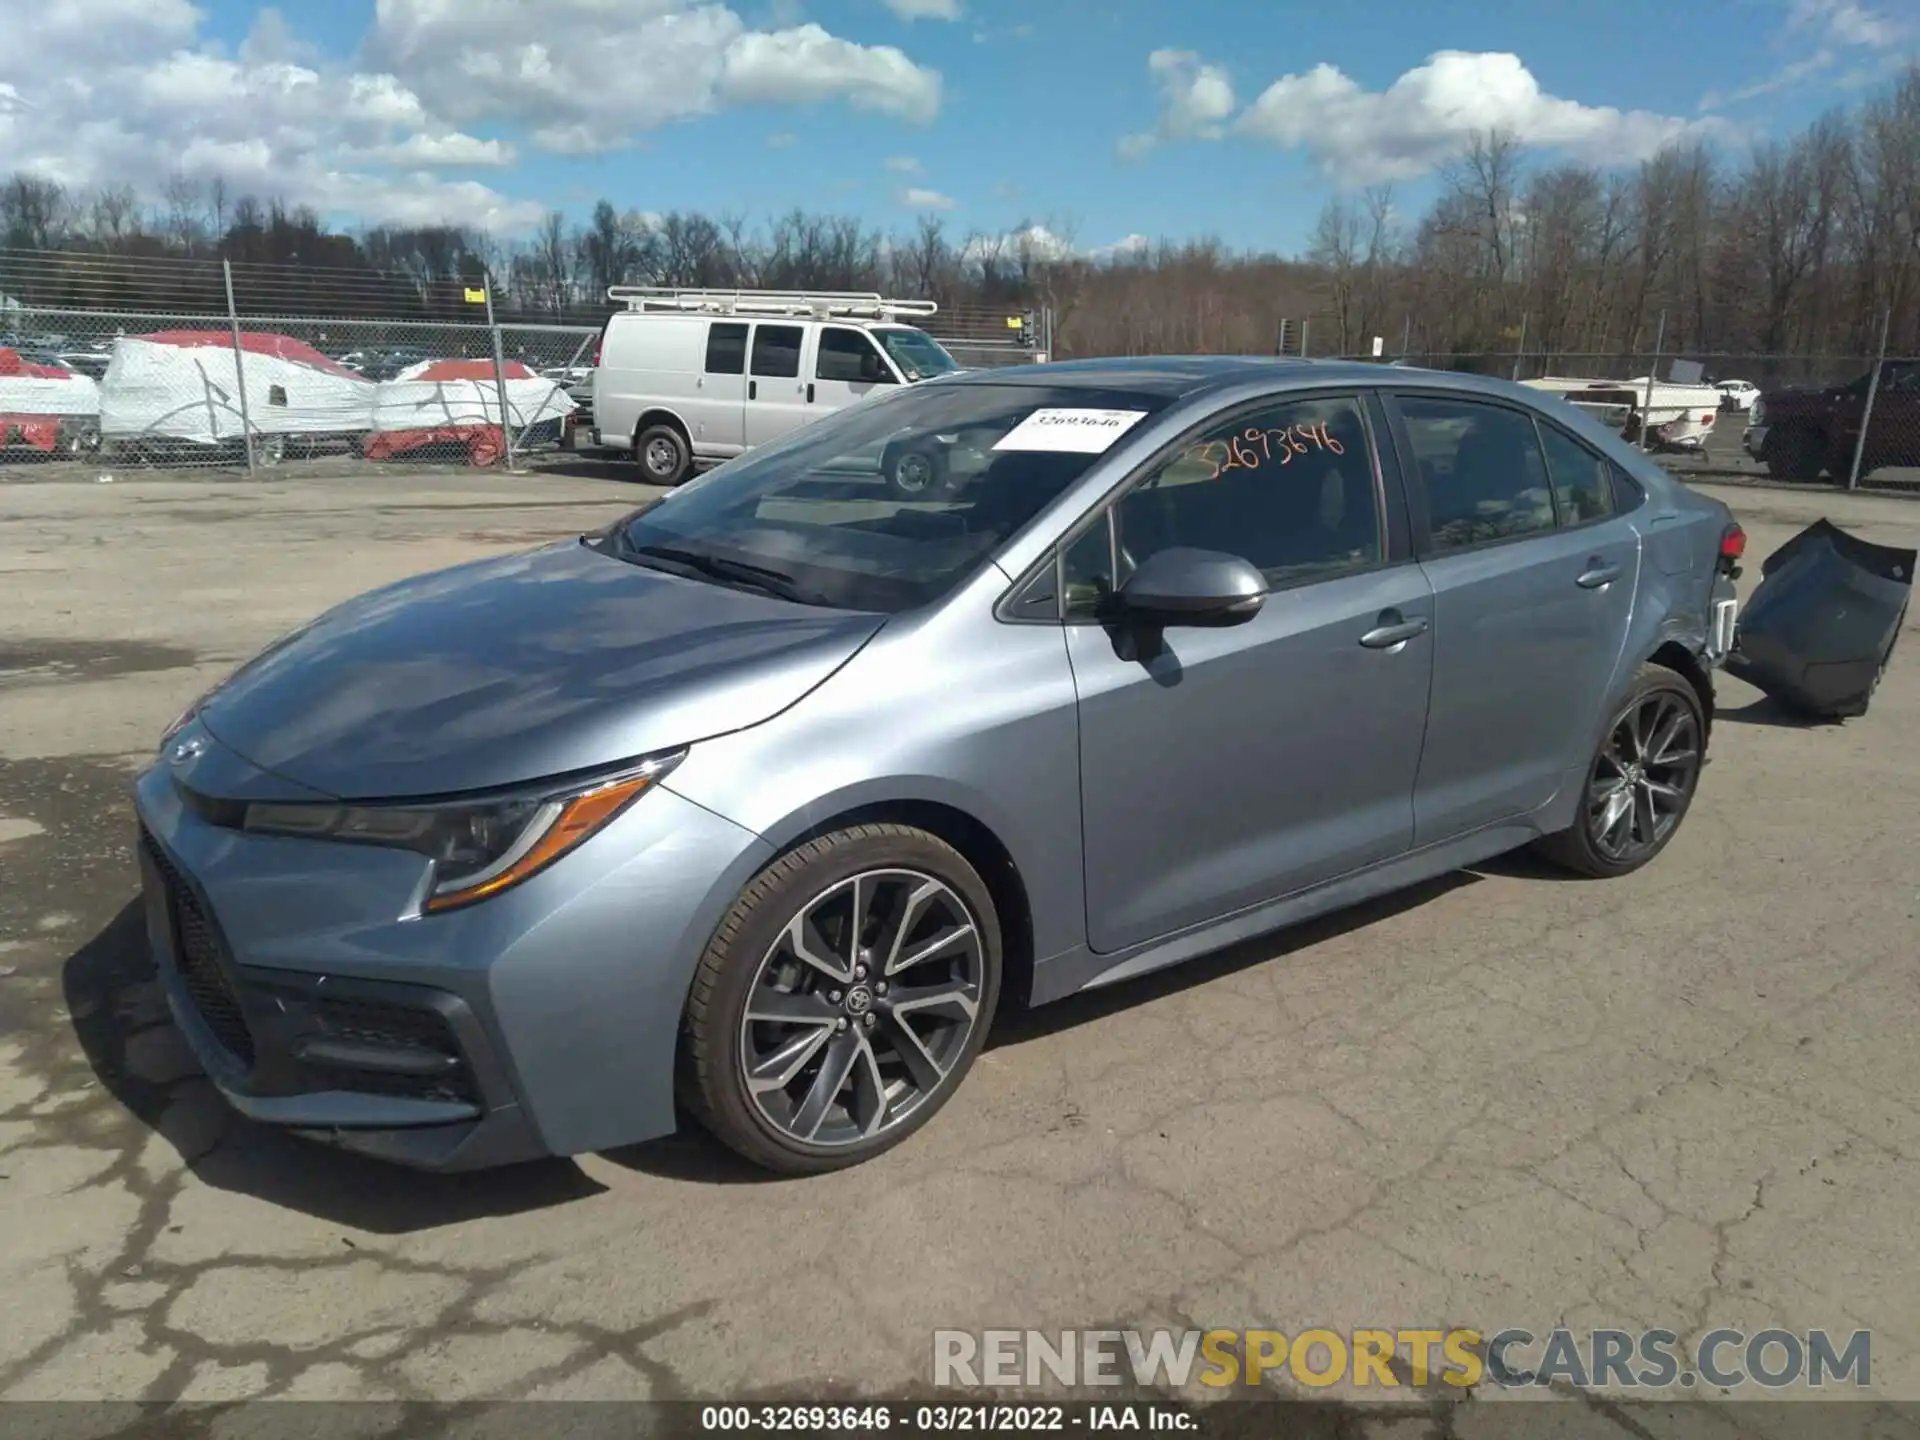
(1523, 374, 1722, 450)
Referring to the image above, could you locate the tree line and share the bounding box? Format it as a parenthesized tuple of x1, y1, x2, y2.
(4, 63, 1915, 368)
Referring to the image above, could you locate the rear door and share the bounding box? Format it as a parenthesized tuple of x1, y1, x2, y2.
(683, 320, 749, 456)
(1386, 391, 1640, 846)
(810, 326, 895, 418)
(744, 322, 812, 447)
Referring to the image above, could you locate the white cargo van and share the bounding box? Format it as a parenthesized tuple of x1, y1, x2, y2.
(590, 287, 962, 486)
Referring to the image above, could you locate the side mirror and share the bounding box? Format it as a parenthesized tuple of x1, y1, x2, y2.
(861, 354, 891, 383)
(1114, 548, 1267, 627)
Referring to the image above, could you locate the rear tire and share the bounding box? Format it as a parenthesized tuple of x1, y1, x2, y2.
(681, 824, 1001, 1174)
(637, 423, 692, 486)
(1536, 662, 1707, 879)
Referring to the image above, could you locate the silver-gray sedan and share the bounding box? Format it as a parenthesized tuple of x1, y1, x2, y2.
(134, 358, 1743, 1174)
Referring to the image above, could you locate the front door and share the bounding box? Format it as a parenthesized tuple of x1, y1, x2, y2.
(745, 323, 812, 448)
(1068, 392, 1434, 954)
(810, 326, 894, 418)
(1388, 392, 1640, 845)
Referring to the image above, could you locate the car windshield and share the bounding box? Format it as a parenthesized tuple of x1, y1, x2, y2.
(876, 327, 960, 381)
(600, 381, 1171, 614)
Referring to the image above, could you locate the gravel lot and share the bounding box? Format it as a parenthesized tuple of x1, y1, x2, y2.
(0, 466, 1915, 1432)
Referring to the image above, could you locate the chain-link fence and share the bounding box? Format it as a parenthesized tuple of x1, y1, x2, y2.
(1, 256, 1051, 476)
(0, 302, 597, 474)
(1327, 344, 1919, 493)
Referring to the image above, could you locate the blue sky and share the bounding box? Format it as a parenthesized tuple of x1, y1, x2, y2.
(2, 0, 1913, 255)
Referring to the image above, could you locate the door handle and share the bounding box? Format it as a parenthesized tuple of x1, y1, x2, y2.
(1577, 561, 1622, 589)
(807, 382, 815, 403)
(1359, 615, 1429, 649)
(749, 380, 758, 400)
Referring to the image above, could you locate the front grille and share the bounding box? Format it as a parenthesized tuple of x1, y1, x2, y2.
(142, 830, 257, 1067)
(305, 996, 479, 1106)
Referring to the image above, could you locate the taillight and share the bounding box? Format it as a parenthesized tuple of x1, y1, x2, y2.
(1718, 523, 1746, 577)
(1701, 413, 1714, 425)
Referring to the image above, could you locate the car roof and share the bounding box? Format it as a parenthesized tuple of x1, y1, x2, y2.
(938, 355, 1512, 402)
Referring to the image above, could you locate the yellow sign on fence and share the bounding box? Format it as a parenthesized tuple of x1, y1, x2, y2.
(464, 287, 488, 304)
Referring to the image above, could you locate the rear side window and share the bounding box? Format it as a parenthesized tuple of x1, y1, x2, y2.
(1535, 420, 1614, 524)
(817, 328, 881, 382)
(1395, 396, 1556, 553)
(751, 324, 803, 379)
(705, 323, 747, 375)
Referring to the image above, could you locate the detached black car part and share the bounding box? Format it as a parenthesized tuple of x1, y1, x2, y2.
(1726, 519, 1914, 719)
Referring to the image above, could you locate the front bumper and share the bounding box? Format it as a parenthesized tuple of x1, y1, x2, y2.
(133, 725, 774, 1171)
(1743, 424, 1768, 459)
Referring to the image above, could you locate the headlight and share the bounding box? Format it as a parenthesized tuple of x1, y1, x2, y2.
(1750, 399, 1764, 426)
(240, 751, 685, 914)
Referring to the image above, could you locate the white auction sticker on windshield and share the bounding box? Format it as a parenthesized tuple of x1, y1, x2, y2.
(993, 408, 1150, 454)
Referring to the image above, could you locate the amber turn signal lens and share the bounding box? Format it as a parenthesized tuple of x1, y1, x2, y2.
(423, 771, 657, 914)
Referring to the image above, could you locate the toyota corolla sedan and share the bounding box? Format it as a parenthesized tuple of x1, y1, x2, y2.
(136, 358, 1744, 1175)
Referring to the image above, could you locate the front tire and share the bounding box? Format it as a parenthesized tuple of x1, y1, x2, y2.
(637, 423, 692, 485)
(682, 825, 1001, 1174)
(1764, 427, 1824, 482)
(1537, 663, 1706, 879)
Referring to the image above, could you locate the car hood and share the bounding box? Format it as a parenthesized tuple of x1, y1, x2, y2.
(196, 539, 885, 801)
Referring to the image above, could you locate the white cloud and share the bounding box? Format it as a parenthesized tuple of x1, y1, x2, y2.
(961, 226, 1144, 264)
(883, 0, 963, 18)
(1231, 51, 1722, 183)
(1089, 233, 1150, 260)
(885, 155, 923, 172)
(1700, 0, 1909, 110)
(0, 1, 541, 230)
(369, 0, 942, 154)
(900, 186, 956, 209)
(1119, 49, 1236, 159)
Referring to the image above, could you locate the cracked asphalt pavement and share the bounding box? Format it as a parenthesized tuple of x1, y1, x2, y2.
(1, 467, 1916, 1431)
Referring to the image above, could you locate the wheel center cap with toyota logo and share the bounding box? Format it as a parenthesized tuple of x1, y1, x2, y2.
(844, 985, 874, 1016)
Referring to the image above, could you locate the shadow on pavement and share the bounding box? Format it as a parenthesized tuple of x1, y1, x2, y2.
(61, 900, 608, 1233)
(1714, 695, 1840, 728)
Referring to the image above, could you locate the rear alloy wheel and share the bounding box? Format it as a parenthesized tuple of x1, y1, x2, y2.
(637, 423, 692, 485)
(682, 825, 1000, 1173)
(1538, 663, 1706, 878)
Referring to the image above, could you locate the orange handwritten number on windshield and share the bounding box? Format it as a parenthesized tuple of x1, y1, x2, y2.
(1182, 422, 1343, 478)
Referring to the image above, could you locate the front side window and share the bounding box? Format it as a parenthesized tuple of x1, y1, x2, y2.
(1113, 395, 1382, 587)
(601, 383, 1170, 614)
(1396, 396, 1556, 553)
(751, 324, 803, 379)
(1536, 420, 1614, 525)
(817, 328, 887, 383)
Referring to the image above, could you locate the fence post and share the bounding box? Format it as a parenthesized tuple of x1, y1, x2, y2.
(222, 261, 257, 478)
(1511, 312, 1528, 382)
(1300, 319, 1310, 359)
(1400, 316, 1411, 361)
(1641, 310, 1665, 453)
(1846, 307, 1892, 492)
(483, 271, 518, 472)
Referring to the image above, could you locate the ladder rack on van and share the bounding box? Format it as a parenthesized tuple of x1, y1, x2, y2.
(606, 286, 939, 321)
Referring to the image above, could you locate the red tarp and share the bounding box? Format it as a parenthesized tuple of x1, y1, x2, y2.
(0, 418, 62, 452)
(0, 348, 77, 380)
(135, 330, 365, 379)
(363, 425, 508, 466)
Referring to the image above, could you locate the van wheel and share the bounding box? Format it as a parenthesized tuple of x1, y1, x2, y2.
(637, 424, 691, 485)
(884, 442, 948, 498)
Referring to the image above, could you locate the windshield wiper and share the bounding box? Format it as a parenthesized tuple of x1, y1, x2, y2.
(627, 543, 831, 607)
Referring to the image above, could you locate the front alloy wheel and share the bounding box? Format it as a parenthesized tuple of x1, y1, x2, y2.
(1538, 663, 1705, 878)
(682, 825, 1001, 1173)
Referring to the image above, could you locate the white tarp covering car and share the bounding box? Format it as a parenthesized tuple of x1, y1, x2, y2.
(365, 359, 575, 465)
(99, 331, 375, 454)
(0, 347, 101, 454)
